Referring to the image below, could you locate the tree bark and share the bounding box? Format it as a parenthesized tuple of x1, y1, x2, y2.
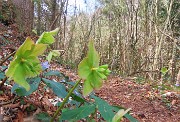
(11, 0, 34, 36)
(50, 0, 57, 30)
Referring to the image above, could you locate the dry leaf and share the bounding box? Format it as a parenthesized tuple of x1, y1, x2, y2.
(16, 110, 24, 122)
(171, 100, 176, 106)
(3, 102, 20, 108)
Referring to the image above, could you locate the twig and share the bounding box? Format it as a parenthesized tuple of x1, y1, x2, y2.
(0, 100, 13, 107)
(0, 95, 20, 107)
(0, 51, 15, 66)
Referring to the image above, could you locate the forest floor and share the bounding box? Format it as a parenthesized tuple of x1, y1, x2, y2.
(0, 22, 180, 122)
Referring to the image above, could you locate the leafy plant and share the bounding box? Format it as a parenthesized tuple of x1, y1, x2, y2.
(35, 112, 51, 122)
(1, 28, 138, 122)
(60, 104, 96, 121)
(42, 78, 68, 98)
(160, 67, 171, 83)
(56, 94, 138, 122)
(112, 108, 131, 122)
(47, 50, 61, 62)
(0, 72, 5, 80)
(161, 67, 168, 76)
(11, 77, 41, 96)
(78, 41, 111, 96)
(135, 76, 145, 85)
(5, 28, 59, 91)
(36, 28, 59, 44)
(5, 37, 47, 90)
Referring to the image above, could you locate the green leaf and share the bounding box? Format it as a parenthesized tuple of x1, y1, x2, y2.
(78, 58, 91, 79)
(112, 106, 139, 122)
(51, 50, 60, 57)
(124, 113, 139, 122)
(161, 67, 168, 74)
(49, 28, 60, 36)
(47, 52, 53, 62)
(83, 78, 94, 96)
(30, 44, 47, 56)
(36, 28, 59, 44)
(112, 108, 131, 122)
(71, 93, 86, 103)
(0, 72, 5, 80)
(92, 96, 137, 122)
(10, 63, 30, 90)
(1, 66, 8, 70)
(42, 78, 68, 98)
(87, 40, 100, 68)
(36, 32, 55, 44)
(88, 71, 102, 88)
(6, 37, 47, 91)
(35, 112, 51, 122)
(44, 70, 62, 77)
(11, 77, 41, 96)
(32, 29, 37, 35)
(46, 50, 60, 62)
(93, 96, 115, 122)
(15, 37, 34, 56)
(60, 104, 96, 121)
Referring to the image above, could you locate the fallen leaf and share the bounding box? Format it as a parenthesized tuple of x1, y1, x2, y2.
(0, 97, 8, 101)
(17, 110, 24, 122)
(171, 100, 176, 106)
(42, 97, 53, 108)
(3, 102, 20, 108)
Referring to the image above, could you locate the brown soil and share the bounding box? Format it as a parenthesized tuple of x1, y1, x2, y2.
(96, 76, 180, 122)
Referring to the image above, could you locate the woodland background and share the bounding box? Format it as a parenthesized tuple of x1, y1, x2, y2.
(0, 0, 179, 82)
(0, 0, 180, 121)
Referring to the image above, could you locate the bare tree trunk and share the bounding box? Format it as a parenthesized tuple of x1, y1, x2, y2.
(171, 38, 178, 82)
(12, 0, 34, 36)
(63, 0, 68, 41)
(153, 0, 174, 79)
(176, 69, 180, 86)
(37, 0, 41, 35)
(152, 0, 160, 79)
(0, 1, 2, 12)
(50, 0, 57, 30)
(51, 0, 67, 49)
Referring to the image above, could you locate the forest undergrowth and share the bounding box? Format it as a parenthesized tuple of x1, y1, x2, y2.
(0, 22, 180, 122)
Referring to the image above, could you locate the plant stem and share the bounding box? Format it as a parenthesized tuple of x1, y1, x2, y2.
(50, 78, 82, 122)
(0, 51, 15, 88)
(0, 51, 15, 66)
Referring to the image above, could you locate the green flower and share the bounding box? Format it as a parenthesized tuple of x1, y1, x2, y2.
(36, 28, 59, 44)
(6, 37, 47, 91)
(78, 40, 110, 96)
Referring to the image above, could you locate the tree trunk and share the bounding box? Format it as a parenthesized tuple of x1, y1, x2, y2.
(37, 0, 41, 35)
(176, 69, 180, 86)
(50, 0, 57, 30)
(11, 0, 34, 36)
